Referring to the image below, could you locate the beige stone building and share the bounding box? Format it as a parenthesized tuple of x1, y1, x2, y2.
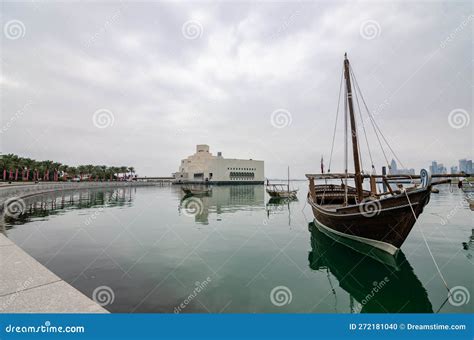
(173, 145, 264, 184)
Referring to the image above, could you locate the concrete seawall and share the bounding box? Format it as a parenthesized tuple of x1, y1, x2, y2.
(0, 234, 108, 313)
(0, 181, 159, 313)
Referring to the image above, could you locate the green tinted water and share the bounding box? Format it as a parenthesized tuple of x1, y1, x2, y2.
(3, 183, 473, 313)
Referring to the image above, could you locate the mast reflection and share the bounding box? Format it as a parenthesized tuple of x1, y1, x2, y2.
(308, 221, 433, 313)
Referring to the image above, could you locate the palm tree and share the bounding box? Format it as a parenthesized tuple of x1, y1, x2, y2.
(65, 166, 76, 180)
(100, 165, 107, 181)
(23, 157, 34, 181)
(128, 167, 135, 179)
(77, 165, 86, 181)
(0, 153, 137, 183)
(119, 166, 127, 180)
(59, 164, 68, 181)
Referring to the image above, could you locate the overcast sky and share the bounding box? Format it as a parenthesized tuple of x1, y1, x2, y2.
(1, 0, 472, 178)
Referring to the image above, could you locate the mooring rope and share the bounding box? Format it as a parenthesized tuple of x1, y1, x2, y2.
(404, 190, 450, 293)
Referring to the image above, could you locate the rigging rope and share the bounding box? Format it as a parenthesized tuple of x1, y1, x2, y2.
(404, 190, 450, 292)
(350, 69, 391, 171)
(328, 66, 344, 173)
(351, 76, 366, 173)
(323, 66, 345, 203)
(350, 68, 414, 181)
(350, 66, 375, 172)
(344, 85, 349, 206)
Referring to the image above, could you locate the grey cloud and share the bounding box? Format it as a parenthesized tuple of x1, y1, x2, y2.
(1, 0, 472, 178)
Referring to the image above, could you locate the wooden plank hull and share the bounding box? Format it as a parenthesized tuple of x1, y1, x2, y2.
(308, 187, 431, 253)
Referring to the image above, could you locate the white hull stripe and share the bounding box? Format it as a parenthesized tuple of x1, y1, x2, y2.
(314, 218, 399, 255)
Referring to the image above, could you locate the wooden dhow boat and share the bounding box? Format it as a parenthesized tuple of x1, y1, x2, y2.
(266, 184, 298, 199)
(182, 186, 212, 196)
(266, 167, 298, 199)
(306, 54, 432, 255)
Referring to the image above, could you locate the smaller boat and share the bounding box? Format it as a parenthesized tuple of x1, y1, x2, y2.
(266, 166, 298, 199)
(182, 186, 212, 196)
(266, 184, 298, 199)
(460, 180, 474, 193)
(466, 197, 474, 211)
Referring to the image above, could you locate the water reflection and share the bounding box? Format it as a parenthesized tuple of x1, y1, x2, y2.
(307, 222, 433, 313)
(3, 187, 135, 228)
(265, 197, 299, 226)
(462, 229, 474, 261)
(178, 185, 265, 224)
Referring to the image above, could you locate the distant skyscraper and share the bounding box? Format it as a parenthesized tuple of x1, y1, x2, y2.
(390, 159, 398, 174)
(450, 166, 458, 174)
(388, 159, 414, 175)
(430, 161, 447, 174)
(459, 159, 473, 174)
(459, 159, 467, 172)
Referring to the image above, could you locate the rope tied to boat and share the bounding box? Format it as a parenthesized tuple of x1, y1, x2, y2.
(404, 190, 450, 293)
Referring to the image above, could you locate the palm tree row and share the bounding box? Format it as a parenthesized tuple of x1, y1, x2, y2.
(0, 154, 136, 182)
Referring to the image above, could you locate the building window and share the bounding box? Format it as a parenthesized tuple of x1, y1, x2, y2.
(229, 172, 255, 180)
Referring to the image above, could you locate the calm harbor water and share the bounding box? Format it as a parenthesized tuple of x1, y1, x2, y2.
(3, 182, 473, 313)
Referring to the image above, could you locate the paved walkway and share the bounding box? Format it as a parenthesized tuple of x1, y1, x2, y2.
(0, 233, 107, 313)
(0, 182, 159, 313)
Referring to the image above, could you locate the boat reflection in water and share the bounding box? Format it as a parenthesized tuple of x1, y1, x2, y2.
(178, 185, 265, 224)
(265, 196, 299, 226)
(308, 221, 433, 313)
